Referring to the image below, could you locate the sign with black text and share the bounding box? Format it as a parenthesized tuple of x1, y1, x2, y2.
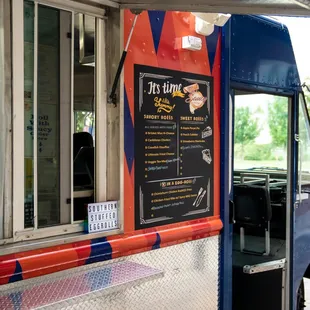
(134, 65, 214, 229)
(87, 201, 119, 233)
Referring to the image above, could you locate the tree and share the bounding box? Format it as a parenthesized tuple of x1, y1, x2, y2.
(234, 106, 260, 158)
(268, 97, 288, 149)
(75, 111, 95, 133)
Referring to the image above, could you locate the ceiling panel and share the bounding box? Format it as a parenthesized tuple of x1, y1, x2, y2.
(84, 0, 310, 16)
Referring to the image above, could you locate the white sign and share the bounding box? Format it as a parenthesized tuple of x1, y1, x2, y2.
(87, 201, 119, 233)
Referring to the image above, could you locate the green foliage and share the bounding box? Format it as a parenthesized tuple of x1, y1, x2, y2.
(243, 144, 272, 161)
(268, 97, 288, 148)
(75, 111, 86, 132)
(235, 143, 284, 161)
(234, 106, 260, 146)
(75, 111, 94, 133)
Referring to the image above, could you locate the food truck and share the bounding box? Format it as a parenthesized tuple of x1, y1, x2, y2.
(0, 1, 310, 309)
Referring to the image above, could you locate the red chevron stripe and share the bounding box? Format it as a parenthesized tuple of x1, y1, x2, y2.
(171, 12, 211, 75)
(212, 31, 221, 216)
(156, 12, 181, 71)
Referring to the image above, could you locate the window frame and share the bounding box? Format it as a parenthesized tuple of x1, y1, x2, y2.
(299, 92, 310, 128)
(233, 90, 290, 171)
(297, 92, 310, 195)
(10, 0, 122, 243)
(3, 0, 13, 241)
(0, 0, 12, 241)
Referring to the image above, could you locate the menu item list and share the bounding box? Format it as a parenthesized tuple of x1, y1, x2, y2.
(134, 65, 214, 229)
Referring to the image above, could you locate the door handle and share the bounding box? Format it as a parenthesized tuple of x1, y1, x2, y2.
(229, 200, 235, 224)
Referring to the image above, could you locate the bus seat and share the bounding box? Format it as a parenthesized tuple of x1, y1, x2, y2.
(233, 184, 272, 256)
(73, 132, 93, 160)
(73, 146, 94, 188)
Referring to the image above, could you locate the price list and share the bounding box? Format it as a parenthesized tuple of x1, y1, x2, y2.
(134, 65, 214, 229)
(144, 120, 177, 180)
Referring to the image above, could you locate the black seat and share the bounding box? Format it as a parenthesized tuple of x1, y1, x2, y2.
(73, 132, 93, 160)
(233, 184, 272, 255)
(74, 146, 94, 188)
(73, 132, 94, 188)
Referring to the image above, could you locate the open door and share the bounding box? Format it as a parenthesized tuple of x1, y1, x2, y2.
(292, 92, 310, 309)
(231, 90, 293, 310)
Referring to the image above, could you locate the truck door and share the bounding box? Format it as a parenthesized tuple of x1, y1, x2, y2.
(292, 92, 310, 309)
(230, 89, 295, 310)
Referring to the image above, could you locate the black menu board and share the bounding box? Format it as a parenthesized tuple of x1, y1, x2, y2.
(134, 65, 214, 229)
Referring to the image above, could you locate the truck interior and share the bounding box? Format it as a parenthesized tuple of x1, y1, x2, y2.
(72, 19, 96, 221)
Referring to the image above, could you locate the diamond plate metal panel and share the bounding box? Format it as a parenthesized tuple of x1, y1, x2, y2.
(0, 262, 163, 309)
(0, 236, 220, 310)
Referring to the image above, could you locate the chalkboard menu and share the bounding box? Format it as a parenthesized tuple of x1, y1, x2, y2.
(134, 65, 214, 229)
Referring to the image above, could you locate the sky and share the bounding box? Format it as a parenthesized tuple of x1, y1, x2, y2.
(274, 16, 310, 82)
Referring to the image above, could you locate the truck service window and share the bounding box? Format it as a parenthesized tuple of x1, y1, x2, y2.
(24, 2, 62, 228)
(23, 2, 96, 230)
(73, 14, 96, 221)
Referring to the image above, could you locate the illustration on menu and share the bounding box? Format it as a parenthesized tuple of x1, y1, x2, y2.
(134, 65, 214, 229)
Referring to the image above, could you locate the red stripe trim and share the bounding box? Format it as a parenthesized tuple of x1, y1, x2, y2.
(0, 219, 222, 284)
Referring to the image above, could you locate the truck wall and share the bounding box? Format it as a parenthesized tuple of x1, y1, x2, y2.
(231, 15, 300, 90)
(0, 10, 222, 306)
(122, 10, 221, 231)
(1, 10, 303, 310)
(0, 9, 223, 309)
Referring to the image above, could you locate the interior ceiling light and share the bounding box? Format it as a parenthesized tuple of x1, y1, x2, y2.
(79, 13, 95, 67)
